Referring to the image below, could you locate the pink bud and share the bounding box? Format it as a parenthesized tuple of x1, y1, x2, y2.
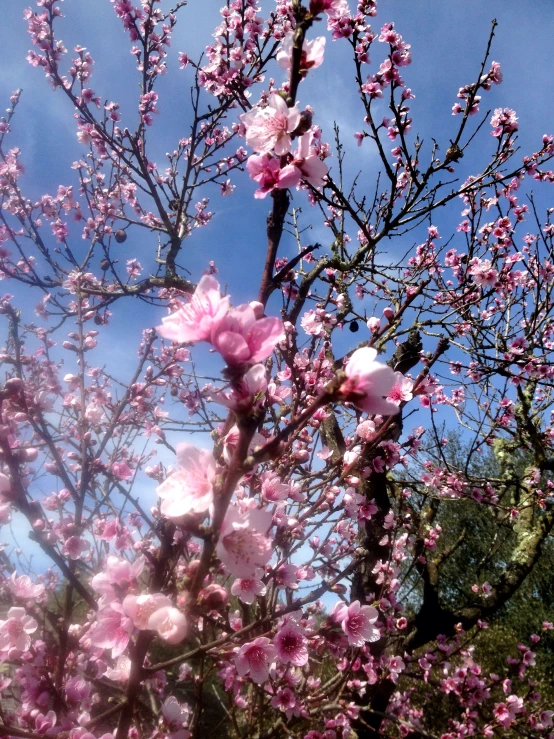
(249, 301, 265, 319)
(383, 307, 394, 322)
(367, 317, 381, 333)
(4, 378, 24, 394)
(198, 583, 228, 610)
(23, 448, 38, 462)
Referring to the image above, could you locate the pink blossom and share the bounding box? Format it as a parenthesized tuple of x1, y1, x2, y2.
(122, 593, 172, 629)
(157, 275, 231, 344)
(90, 555, 145, 596)
(235, 637, 277, 684)
(387, 375, 414, 405)
(356, 418, 377, 441)
(210, 304, 283, 367)
(62, 536, 89, 560)
(0, 607, 38, 652)
(240, 93, 301, 155)
(270, 687, 300, 718)
(246, 153, 301, 198)
(213, 363, 267, 411)
(334, 600, 380, 646)
(157, 444, 216, 522)
(290, 133, 329, 188)
(148, 606, 188, 644)
(310, 0, 350, 18)
(277, 33, 326, 78)
(469, 258, 498, 287)
(273, 618, 308, 666)
(90, 602, 134, 658)
(162, 695, 191, 731)
(216, 506, 273, 578)
(104, 655, 131, 682)
(340, 347, 402, 415)
(231, 570, 267, 604)
(8, 573, 45, 600)
(261, 471, 289, 504)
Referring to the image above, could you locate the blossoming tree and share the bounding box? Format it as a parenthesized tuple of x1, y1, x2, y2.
(0, 0, 553, 737)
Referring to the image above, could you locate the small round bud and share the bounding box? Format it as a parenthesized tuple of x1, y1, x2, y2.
(114, 229, 127, 244)
(349, 321, 359, 333)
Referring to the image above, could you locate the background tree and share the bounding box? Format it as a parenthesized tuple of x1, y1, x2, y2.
(0, 1, 552, 738)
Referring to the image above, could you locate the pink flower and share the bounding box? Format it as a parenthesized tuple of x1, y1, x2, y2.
(0, 607, 38, 652)
(210, 304, 283, 367)
(148, 606, 188, 644)
(235, 637, 277, 684)
(246, 153, 301, 198)
(386, 376, 414, 405)
(8, 573, 45, 600)
(273, 618, 308, 666)
(290, 134, 328, 188)
(122, 593, 172, 629)
(270, 687, 299, 718)
(162, 695, 191, 728)
(231, 570, 267, 604)
(90, 603, 134, 658)
(157, 275, 231, 344)
(277, 33, 326, 77)
(340, 347, 402, 415)
(104, 655, 131, 682)
(310, 0, 350, 18)
(90, 555, 145, 596)
(62, 536, 89, 560)
(157, 444, 216, 523)
(240, 93, 301, 155)
(469, 258, 498, 287)
(213, 363, 267, 412)
(216, 506, 273, 578)
(334, 600, 380, 646)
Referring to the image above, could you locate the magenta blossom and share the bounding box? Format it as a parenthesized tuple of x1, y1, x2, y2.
(333, 600, 380, 647)
(290, 133, 329, 188)
(235, 637, 277, 684)
(210, 304, 283, 367)
(246, 153, 301, 198)
(340, 347, 402, 415)
(157, 274, 231, 344)
(157, 443, 216, 523)
(240, 93, 301, 155)
(273, 617, 309, 666)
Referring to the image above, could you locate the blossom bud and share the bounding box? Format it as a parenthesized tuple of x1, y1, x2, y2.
(4, 377, 24, 395)
(114, 229, 127, 243)
(383, 307, 395, 322)
(198, 583, 228, 611)
(249, 301, 265, 319)
(367, 317, 381, 333)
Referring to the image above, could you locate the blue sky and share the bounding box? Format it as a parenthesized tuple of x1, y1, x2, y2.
(1, 0, 554, 568)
